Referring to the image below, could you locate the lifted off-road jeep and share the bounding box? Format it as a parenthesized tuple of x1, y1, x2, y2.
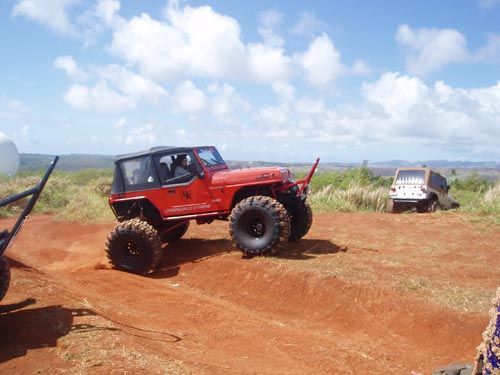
(387, 167, 460, 213)
(105, 146, 319, 274)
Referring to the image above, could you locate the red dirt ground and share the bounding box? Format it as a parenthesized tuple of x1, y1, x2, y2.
(0, 212, 499, 374)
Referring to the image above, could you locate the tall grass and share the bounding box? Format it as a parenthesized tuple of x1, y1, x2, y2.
(0, 170, 114, 223)
(309, 183, 388, 212)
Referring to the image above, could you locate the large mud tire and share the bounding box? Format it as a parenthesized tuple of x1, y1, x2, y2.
(229, 196, 290, 256)
(289, 201, 313, 241)
(158, 221, 190, 243)
(0, 256, 10, 302)
(105, 218, 162, 275)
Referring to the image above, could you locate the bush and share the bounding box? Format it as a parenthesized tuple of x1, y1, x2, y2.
(478, 182, 500, 216)
(451, 171, 493, 192)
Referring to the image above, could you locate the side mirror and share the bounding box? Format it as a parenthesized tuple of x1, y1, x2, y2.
(197, 170, 205, 179)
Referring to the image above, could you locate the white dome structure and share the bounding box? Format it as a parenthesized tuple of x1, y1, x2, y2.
(0, 132, 20, 176)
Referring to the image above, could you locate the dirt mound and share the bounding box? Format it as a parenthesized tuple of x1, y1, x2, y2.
(1, 213, 498, 374)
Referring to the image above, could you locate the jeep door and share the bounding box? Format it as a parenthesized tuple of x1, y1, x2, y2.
(429, 172, 453, 209)
(155, 152, 223, 217)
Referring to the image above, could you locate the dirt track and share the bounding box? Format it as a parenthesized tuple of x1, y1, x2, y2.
(0, 212, 499, 374)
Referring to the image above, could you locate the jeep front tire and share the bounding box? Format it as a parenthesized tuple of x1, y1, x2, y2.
(289, 201, 313, 241)
(105, 218, 162, 275)
(229, 196, 290, 255)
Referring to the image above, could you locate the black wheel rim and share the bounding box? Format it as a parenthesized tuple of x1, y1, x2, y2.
(246, 217, 266, 238)
(123, 240, 141, 258)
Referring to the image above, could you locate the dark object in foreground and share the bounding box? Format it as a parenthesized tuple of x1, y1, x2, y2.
(0, 156, 59, 302)
(433, 287, 500, 375)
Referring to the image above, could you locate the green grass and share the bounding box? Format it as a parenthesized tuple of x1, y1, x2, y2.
(1, 167, 500, 222)
(0, 170, 114, 223)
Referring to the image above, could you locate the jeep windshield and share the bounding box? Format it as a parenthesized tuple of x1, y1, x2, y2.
(196, 147, 226, 168)
(395, 170, 425, 185)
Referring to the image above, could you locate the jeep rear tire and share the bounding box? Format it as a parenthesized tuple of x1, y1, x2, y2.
(289, 201, 313, 241)
(229, 196, 290, 255)
(387, 199, 402, 213)
(105, 218, 162, 275)
(0, 256, 10, 302)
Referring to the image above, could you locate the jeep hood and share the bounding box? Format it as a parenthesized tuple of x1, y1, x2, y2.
(211, 167, 291, 186)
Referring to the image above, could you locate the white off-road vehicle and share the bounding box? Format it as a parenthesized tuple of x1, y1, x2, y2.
(387, 167, 460, 213)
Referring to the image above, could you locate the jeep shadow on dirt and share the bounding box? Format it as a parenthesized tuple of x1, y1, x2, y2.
(387, 167, 460, 213)
(105, 146, 319, 274)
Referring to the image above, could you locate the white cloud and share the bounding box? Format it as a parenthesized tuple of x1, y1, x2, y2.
(60, 63, 167, 113)
(110, 2, 291, 84)
(97, 65, 167, 104)
(479, 0, 500, 9)
(95, 0, 120, 26)
(64, 81, 133, 112)
(111, 13, 185, 81)
(271, 81, 295, 103)
(18, 125, 35, 145)
(172, 80, 207, 113)
(396, 24, 470, 76)
(295, 34, 345, 87)
(361, 73, 500, 149)
(119, 122, 159, 147)
(249, 71, 500, 159)
(0, 99, 31, 120)
(54, 55, 88, 81)
(258, 9, 284, 48)
(255, 106, 290, 127)
(290, 11, 328, 38)
(114, 117, 126, 129)
(246, 43, 292, 84)
(207, 82, 250, 122)
(12, 0, 122, 46)
(476, 33, 500, 62)
(12, 0, 79, 36)
(362, 72, 428, 118)
(351, 59, 371, 76)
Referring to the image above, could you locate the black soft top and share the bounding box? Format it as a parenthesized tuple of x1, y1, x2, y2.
(114, 146, 195, 162)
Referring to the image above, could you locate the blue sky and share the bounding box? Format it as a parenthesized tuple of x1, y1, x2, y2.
(1, 0, 500, 163)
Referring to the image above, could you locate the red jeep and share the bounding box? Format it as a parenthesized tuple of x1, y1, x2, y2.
(106, 146, 319, 274)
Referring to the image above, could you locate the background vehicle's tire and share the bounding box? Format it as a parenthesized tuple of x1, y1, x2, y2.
(229, 196, 290, 255)
(289, 201, 313, 241)
(427, 198, 440, 213)
(387, 199, 402, 213)
(387, 199, 395, 213)
(0, 256, 11, 302)
(105, 218, 162, 275)
(157, 221, 190, 243)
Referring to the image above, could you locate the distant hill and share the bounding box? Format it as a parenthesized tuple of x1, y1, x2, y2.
(20, 153, 115, 172)
(370, 159, 500, 169)
(19, 153, 500, 181)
